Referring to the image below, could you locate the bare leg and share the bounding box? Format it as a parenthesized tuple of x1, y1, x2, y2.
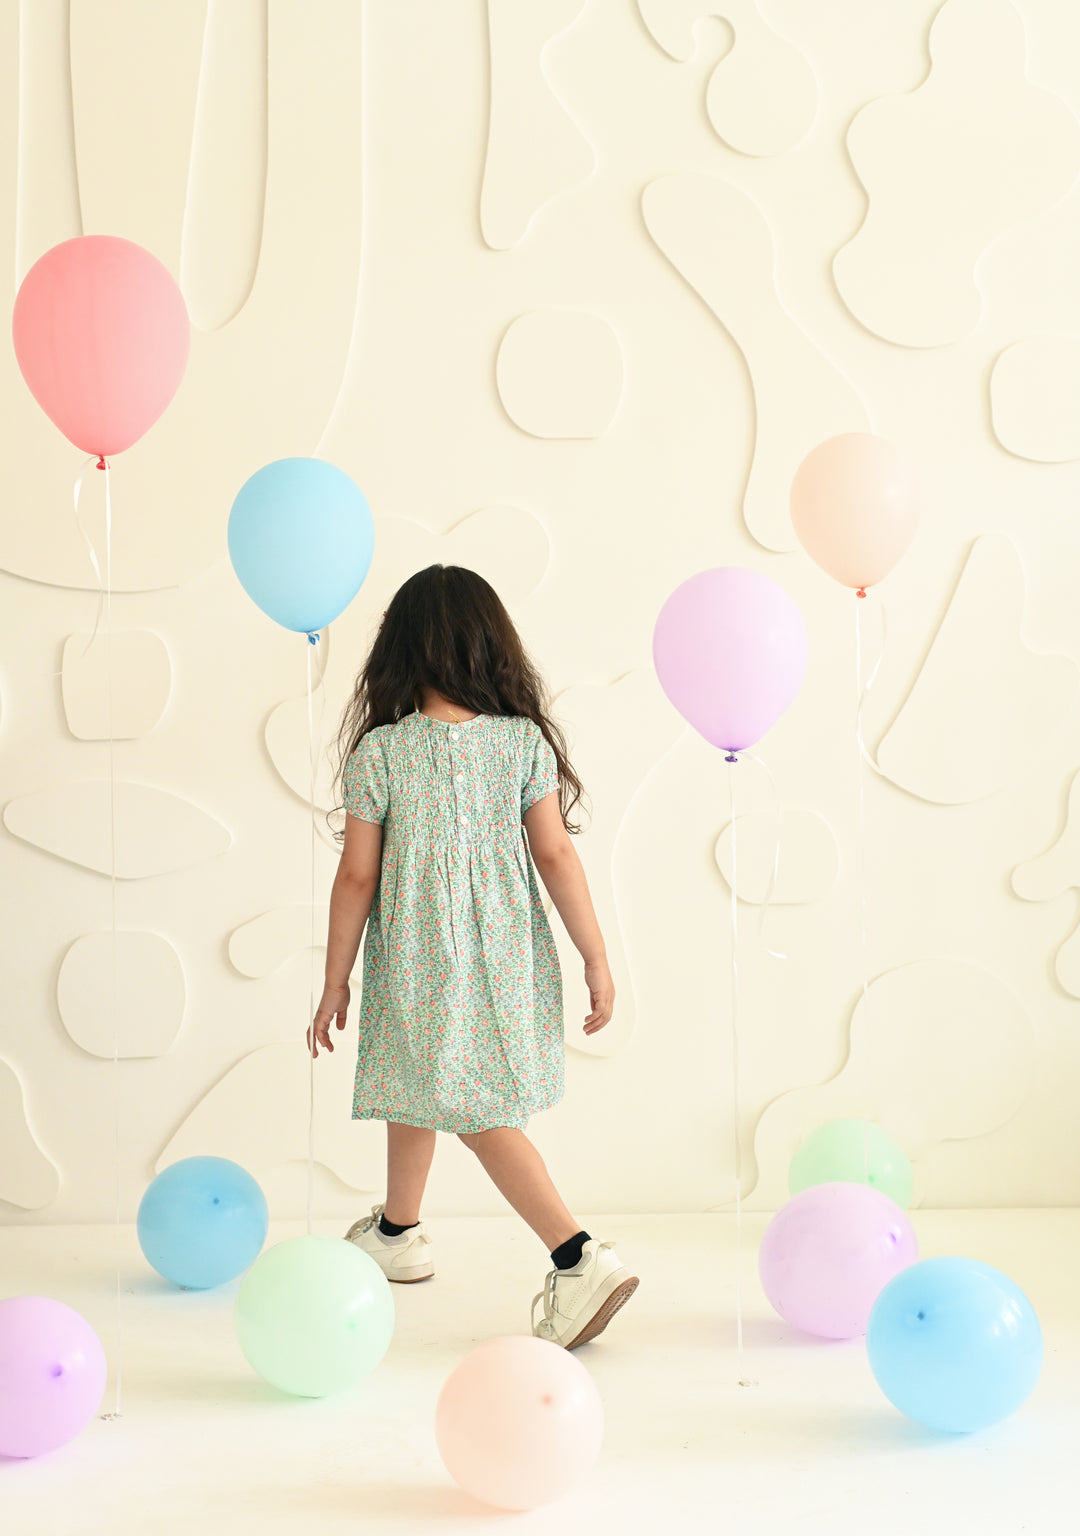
(384, 1122, 437, 1226)
(459, 1127, 580, 1252)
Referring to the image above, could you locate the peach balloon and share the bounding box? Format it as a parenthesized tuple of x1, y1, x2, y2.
(12, 235, 190, 458)
(790, 433, 920, 592)
(435, 1336, 604, 1510)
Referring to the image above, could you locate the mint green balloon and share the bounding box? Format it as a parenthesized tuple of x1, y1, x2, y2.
(789, 1120, 913, 1209)
(235, 1235, 394, 1397)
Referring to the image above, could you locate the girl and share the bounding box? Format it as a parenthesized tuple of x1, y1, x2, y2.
(309, 565, 638, 1349)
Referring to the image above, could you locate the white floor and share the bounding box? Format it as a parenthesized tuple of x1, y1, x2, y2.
(1, 1210, 1077, 1535)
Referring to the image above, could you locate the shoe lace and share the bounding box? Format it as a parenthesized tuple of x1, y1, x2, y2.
(531, 1267, 559, 1339)
(531, 1242, 615, 1339)
(346, 1203, 383, 1242)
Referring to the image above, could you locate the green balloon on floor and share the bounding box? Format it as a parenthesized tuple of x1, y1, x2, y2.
(235, 1235, 394, 1397)
(788, 1119, 913, 1209)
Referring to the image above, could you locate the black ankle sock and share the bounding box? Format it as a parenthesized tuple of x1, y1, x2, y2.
(379, 1213, 418, 1238)
(550, 1230, 591, 1271)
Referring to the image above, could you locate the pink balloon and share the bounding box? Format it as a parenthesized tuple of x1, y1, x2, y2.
(0, 1296, 107, 1458)
(12, 235, 190, 458)
(435, 1336, 604, 1510)
(790, 433, 920, 592)
(759, 1183, 918, 1340)
(652, 567, 808, 752)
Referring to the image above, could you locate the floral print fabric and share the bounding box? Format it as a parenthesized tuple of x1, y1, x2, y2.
(342, 711, 564, 1133)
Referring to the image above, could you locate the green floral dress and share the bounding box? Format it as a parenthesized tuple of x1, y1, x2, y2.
(342, 711, 564, 1133)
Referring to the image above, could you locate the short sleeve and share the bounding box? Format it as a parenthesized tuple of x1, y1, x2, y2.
(521, 722, 559, 815)
(343, 734, 388, 826)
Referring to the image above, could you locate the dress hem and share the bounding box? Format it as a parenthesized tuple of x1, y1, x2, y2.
(351, 1092, 563, 1135)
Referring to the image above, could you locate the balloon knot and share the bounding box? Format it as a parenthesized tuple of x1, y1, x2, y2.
(725, 752, 739, 764)
(856, 587, 868, 599)
(306, 631, 320, 646)
(95, 456, 107, 472)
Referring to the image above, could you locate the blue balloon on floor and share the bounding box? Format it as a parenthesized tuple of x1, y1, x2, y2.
(867, 1257, 1042, 1433)
(137, 1156, 269, 1290)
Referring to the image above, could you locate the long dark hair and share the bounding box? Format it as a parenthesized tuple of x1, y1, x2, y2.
(334, 565, 585, 834)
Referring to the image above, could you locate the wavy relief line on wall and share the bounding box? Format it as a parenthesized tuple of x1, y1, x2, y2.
(991, 336, 1080, 463)
(156, 1041, 383, 1195)
(481, 0, 594, 251)
(877, 535, 1078, 805)
(3, 781, 231, 878)
(180, 0, 269, 332)
(834, 0, 1080, 349)
(714, 808, 839, 907)
(2, 1, 363, 591)
(229, 905, 332, 979)
(0, 1059, 61, 1210)
(642, 172, 870, 552)
(552, 670, 684, 1059)
(15, 0, 82, 279)
(748, 959, 1033, 1210)
(264, 505, 551, 819)
(1013, 770, 1080, 998)
(636, 0, 817, 157)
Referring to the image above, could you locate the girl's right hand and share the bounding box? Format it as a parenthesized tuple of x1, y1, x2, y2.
(583, 959, 614, 1035)
(308, 983, 350, 1058)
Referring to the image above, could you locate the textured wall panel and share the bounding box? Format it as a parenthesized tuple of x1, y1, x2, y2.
(877, 535, 1078, 804)
(834, 0, 1080, 347)
(3, 0, 1079, 1223)
(643, 173, 870, 551)
(637, 0, 817, 156)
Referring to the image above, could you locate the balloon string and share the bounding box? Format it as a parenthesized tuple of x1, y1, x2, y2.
(854, 592, 888, 778)
(78, 456, 123, 1423)
(107, 460, 123, 1419)
(854, 597, 882, 1187)
(72, 456, 108, 654)
(736, 749, 787, 961)
(304, 633, 326, 1234)
(306, 639, 317, 1236)
(727, 758, 754, 1388)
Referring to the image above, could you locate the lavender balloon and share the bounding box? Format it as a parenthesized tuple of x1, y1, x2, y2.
(0, 1296, 107, 1458)
(652, 568, 808, 752)
(759, 1183, 918, 1340)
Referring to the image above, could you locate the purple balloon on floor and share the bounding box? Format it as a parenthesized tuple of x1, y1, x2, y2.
(0, 1296, 107, 1458)
(759, 1182, 918, 1340)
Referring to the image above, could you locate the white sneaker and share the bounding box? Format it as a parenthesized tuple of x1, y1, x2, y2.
(344, 1204, 435, 1283)
(531, 1239, 638, 1350)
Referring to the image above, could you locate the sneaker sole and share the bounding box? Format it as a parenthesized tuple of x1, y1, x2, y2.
(564, 1274, 639, 1350)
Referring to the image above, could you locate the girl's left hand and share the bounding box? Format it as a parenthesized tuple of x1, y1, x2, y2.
(583, 959, 614, 1035)
(308, 983, 350, 1057)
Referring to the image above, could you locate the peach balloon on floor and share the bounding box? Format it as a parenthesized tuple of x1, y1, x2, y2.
(790, 433, 920, 593)
(435, 1335, 604, 1510)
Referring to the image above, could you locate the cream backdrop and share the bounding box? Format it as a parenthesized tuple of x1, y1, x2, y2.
(3, 0, 1080, 1226)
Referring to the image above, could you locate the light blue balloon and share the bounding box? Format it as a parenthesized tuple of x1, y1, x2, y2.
(137, 1156, 269, 1290)
(867, 1257, 1042, 1433)
(227, 457, 374, 634)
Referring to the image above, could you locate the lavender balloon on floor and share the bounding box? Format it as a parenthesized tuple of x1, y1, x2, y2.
(0, 1296, 107, 1458)
(759, 1182, 918, 1339)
